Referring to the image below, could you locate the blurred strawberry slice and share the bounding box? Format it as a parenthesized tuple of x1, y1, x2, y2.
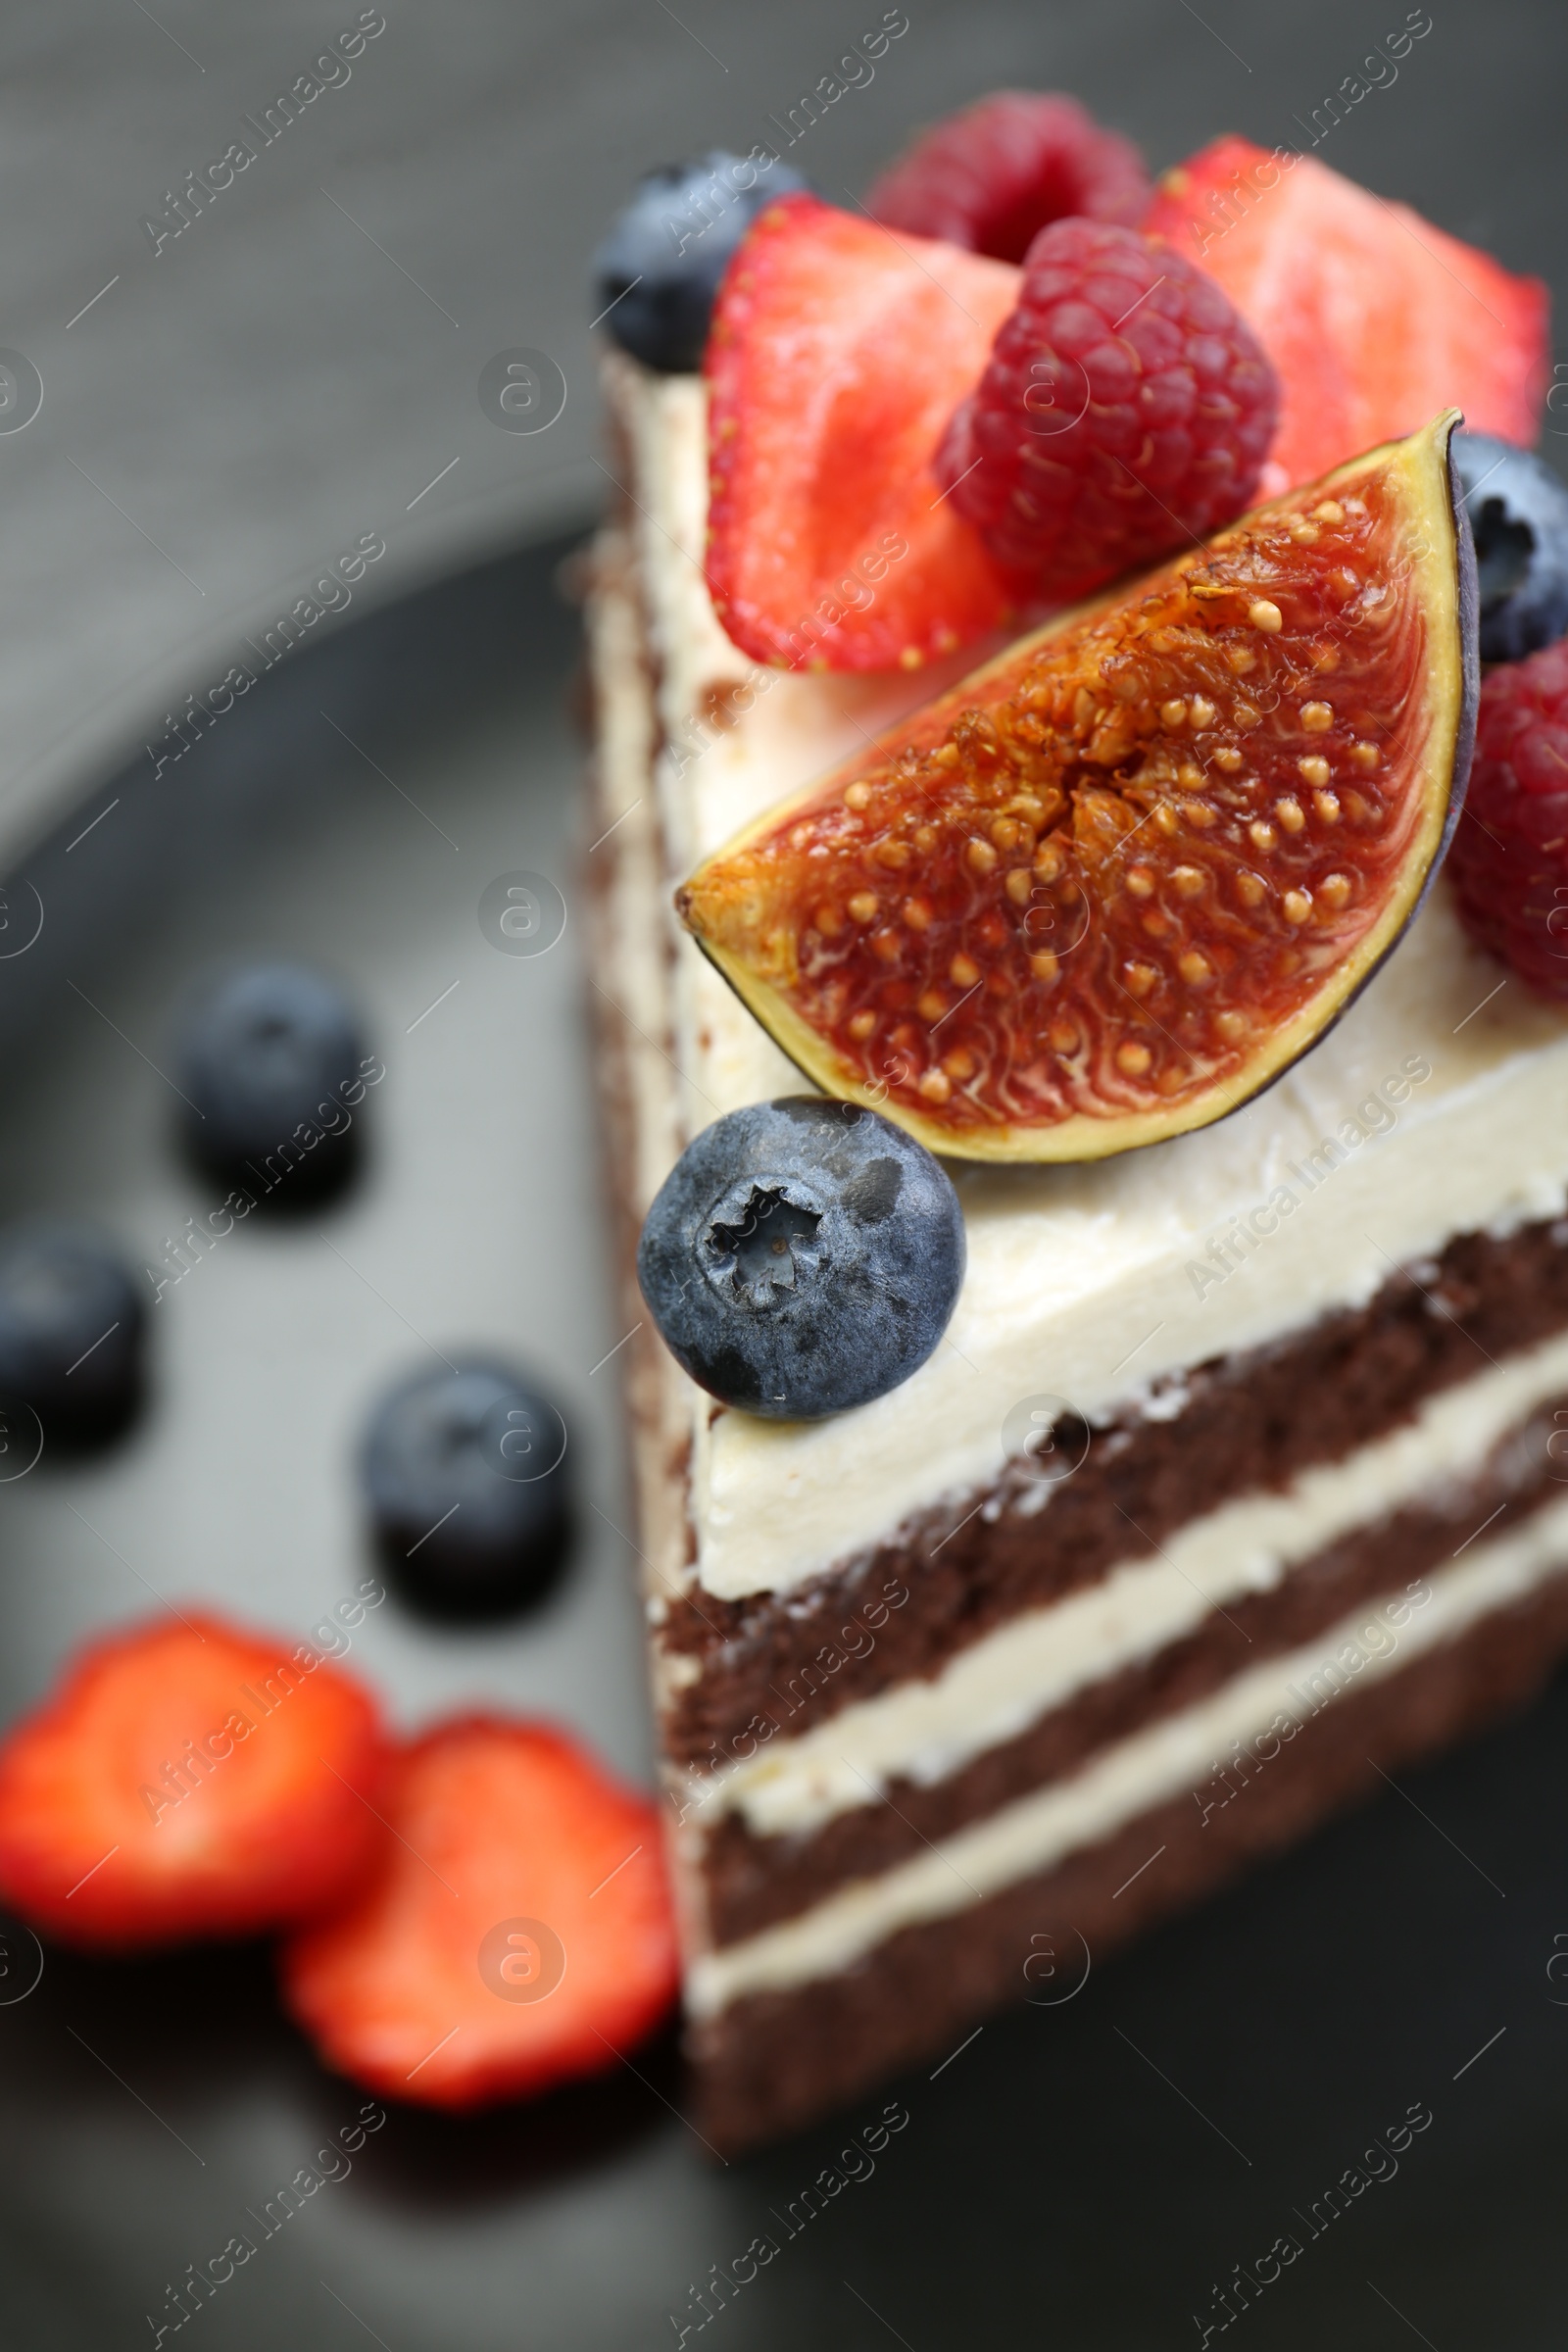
(1146, 136, 1549, 492)
(0, 1612, 387, 1950)
(280, 1717, 678, 2110)
(705, 194, 1019, 673)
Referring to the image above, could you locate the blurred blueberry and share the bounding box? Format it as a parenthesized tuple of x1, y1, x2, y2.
(0, 1223, 145, 1446)
(637, 1098, 965, 1418)
(173, 961, 370, 1206)
(360, 1358, 571, 1621)
(1452, 432, 1568, 663)
(591, 150, 808, 373)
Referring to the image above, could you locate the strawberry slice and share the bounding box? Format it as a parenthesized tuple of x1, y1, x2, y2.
(279, 1718, 678, 2111)
(1146, 135, 1549, 492)
(705, 194, 1019, 673)
(0, 1612, 388, 1950)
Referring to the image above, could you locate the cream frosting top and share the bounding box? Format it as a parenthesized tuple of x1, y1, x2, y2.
(609, 358, 1568, 1602)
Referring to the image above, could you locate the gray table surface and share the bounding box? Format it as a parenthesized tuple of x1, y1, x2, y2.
(2, 0, 1562, 865)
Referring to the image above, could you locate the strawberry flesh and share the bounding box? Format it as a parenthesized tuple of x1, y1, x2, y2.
(279, 1718, 679, 2110)
(705, 194, 1019, 672)
(0, 1613, 388, 1950)
(1146, 136, 1549, 491)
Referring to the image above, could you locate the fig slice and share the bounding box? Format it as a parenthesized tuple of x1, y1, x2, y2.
(677, 413, 1478, 1163)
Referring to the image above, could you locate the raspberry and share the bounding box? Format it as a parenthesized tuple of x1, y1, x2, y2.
(935, 220, 1280, 606)
(867, 92, 1151, 263)
(1446, 642, 1568, 998)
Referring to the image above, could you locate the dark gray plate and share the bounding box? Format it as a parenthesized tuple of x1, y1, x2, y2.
(0, 534, 1565, 2352)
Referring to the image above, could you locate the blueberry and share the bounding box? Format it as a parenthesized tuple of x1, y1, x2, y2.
(173, 961, 370, 1206)
(360, 1358, 571, 1621)
(1452, 432, 1568, 663)
(591, 151, 808, 373)
(0, 1223, 146, 1446)
(636, 1098, 965, 1419)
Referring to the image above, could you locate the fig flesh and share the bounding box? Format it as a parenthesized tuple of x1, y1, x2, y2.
(678, 413, 1478, 1163)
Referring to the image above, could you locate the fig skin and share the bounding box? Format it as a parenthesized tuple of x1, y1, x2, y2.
(680, 413, 1479, 1165)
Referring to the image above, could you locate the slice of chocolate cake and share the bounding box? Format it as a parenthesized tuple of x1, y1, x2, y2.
(583, 166, 1565, 2147)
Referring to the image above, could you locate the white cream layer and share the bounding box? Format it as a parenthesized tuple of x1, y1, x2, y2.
(686, 1496, 1568, 2015)
(693, 1327, 1568, 1841)
(605, 359, 1568, 1605)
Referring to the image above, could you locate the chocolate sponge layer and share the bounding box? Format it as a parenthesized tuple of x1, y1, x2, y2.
(662, 1214, 1568, 1766)
(697, 1389, 1567, 1946)
(688, 1561, 1568, 2155)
